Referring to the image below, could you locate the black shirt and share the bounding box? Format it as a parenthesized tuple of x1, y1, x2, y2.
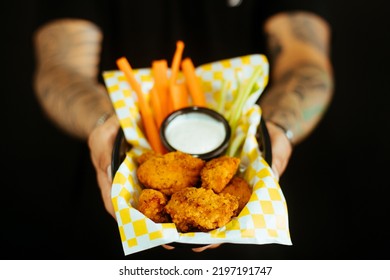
(35, 0, 330, 71)
(30, 0, 331, 259)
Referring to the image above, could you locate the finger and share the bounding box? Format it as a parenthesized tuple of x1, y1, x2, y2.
(265, 121, 292, 179)
(107, 164, 112, 183)
(192, 243, 221, 253)
(162, 244, 175, 250)
(271, 162, 280, 181)
(97, 166, 116, 219)
(102, 185, 116, 219)
(270, 144, 289, 179)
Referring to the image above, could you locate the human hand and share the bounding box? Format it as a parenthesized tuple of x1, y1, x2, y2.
(161, 243, 221, 252)
(88, 114, 120, 219)
(265, 121, 293, 180)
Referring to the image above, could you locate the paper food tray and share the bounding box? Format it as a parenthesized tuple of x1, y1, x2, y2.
(103, 54, 292, 255)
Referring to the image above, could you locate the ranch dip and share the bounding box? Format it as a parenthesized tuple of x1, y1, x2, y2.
(164, 112, 227, 154)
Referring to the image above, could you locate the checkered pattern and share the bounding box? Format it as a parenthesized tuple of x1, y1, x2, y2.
(103, 54, 292, 255)
(197, 54, 269, 111)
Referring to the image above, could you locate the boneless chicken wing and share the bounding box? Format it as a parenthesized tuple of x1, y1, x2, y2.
(165, 187, 239, 232)
(200, 155, 240, 193)
(136, 151, 205, 195)
(220, 176, 252, 213)
(137, 150, 159, 165)
(137, 189, 170, 223)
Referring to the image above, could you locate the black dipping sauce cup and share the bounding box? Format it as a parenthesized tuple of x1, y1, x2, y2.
(159, 106, 231, 161)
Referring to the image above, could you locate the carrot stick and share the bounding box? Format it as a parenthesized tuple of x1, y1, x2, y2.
(168, 41, 185, 112)
(149, 85, 165, 129)
(116, 57, 147, 109)
(152, 59, 169, 88)
(116, 57, 165, 154)
(151, 59, 170, 119)
(170, 83, 189, 110)
(181, 57, 206, 107)
(142, 110, 166, 154)
(169, 40, 185, 86)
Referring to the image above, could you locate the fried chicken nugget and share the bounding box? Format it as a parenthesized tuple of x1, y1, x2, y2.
(200, 155, 240, 193)
(136, 151, 205, 196)
(138, 189, 170, 223)
(220, 176, 252, 213)
(137, 150, 159, 165)
(165, 187, 239, 232)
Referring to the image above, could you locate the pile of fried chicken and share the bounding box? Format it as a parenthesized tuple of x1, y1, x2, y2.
(136, 151, 252, 233)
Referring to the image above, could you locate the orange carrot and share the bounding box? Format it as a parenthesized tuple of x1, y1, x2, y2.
(151, 59, 170, 119)
(149, 85, 165, 129)
(116, 57, 147, 109)
(170, 83, 189, 110)
(168, 41, 185, 112)
(116, 57, 165, 154)
(152, 59, 169, 88)
(169, 40, 185, 86)
(181, 57, 206, 107)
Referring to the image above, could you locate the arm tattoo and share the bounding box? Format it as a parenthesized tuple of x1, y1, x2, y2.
(287, 12, 328, 54)
(266, 33, 282, 66)
(260, 63, 333, 142)
(34, 20, 113, 139)
(261, 12, 333, 143)
(279, 63, 330, 102)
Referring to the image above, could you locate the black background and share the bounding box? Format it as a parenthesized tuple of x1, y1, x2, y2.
(1, 0, 389, 260)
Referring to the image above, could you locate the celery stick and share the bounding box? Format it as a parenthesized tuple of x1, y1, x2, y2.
(227, 74, 244, 122)
(216, 80, 230, 115)
(226, 133, 246, 157)
(229, 66, 263, 130)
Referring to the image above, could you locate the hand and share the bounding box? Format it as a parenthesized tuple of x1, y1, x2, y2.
(265, 121, 293, 180)
(88, 114, 120, 219)
(161, 243, 221, 252)
(191, 243, 221, 252)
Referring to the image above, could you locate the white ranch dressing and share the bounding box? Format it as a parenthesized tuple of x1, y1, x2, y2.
(165, 112, 226, 154)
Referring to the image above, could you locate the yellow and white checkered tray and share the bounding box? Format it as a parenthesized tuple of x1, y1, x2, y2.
(103, 54, 292, 255)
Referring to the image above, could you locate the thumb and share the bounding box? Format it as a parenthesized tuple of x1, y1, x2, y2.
(271, 163, 280, 181)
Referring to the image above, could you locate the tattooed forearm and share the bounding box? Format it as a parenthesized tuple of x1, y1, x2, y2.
(266, 33, 282, 66)
(287, 12, 328, 55)
(260, 63, 333, 144)
(33, 19, 114, 139)
(279, 63, 331, 102)
(261, 11, 333, 144)
(265, 12, 329, 64)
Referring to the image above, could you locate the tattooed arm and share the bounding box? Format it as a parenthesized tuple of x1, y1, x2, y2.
(33, 19, 116, 139)
(259, 11, 334, 178)
(33, 19, 119, 217)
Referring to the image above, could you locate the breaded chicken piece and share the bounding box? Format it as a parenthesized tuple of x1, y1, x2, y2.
(136, 151, 205, 196)
(220, 176, 252, 213)
(137, 189, 170, 223)
(165, 187, 239, 232)
(137, 150, 159, 165)
(200, 156, 240, 193)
